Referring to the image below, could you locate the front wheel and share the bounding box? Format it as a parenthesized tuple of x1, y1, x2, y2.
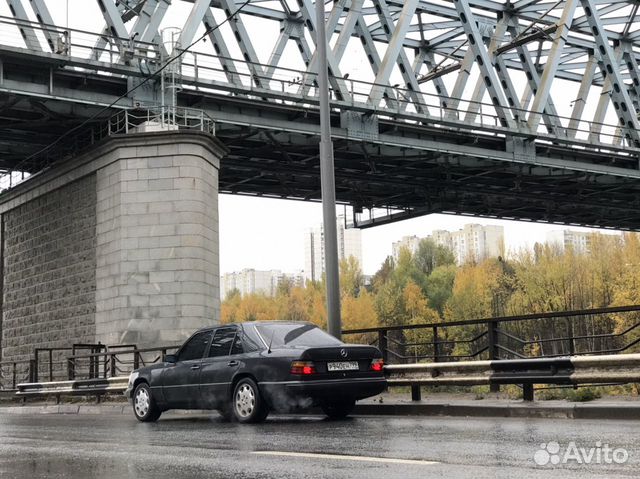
(232, 378, 269, 423)
(133, 383, 161, 422)
(321, 398, 356, 419)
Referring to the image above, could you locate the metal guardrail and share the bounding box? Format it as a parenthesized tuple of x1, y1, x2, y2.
(386, 353, 640, 402)
(15, 353, 640, 405)
(16, 377, 129, 403)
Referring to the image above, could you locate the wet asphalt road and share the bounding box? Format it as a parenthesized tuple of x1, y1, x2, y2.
(0, 409, 637, 479)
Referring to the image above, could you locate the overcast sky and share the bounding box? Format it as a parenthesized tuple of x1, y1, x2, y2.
(218, 194, 614, 276)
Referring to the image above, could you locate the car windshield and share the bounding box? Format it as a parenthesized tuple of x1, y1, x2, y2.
(255, 323, 343, 348)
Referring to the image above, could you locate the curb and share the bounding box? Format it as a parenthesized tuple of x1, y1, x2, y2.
(2, 401, 639, 420)
(353, 402, 640, 420)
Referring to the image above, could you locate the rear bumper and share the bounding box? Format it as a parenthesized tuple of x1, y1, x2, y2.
(260, 377, 387, 411)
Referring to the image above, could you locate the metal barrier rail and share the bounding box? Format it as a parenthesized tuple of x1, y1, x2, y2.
(15, 353, 640, 405)
(16, 377, 129, 403)
(385, 353, 640, 401)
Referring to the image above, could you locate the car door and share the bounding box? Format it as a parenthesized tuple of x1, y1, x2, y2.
(199, 327, 242, 409)
(162, 329, 213, 409)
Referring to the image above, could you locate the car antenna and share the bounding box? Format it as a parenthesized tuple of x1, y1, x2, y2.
(267, 330, 276, 354)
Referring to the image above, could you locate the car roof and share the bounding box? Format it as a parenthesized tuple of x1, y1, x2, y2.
(195, 320, 314, 332)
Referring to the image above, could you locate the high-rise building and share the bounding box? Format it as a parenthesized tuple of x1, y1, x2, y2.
(546, 229, 592, 254)
(220, 269, 305, 299)
(392, 224, 504, 265)
(304, 215, 363, 282)
(392, 235, 421, 259)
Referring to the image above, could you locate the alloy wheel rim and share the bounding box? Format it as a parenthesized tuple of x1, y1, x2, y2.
(235, 384, 256, 418)
(135, 388, 150, 417)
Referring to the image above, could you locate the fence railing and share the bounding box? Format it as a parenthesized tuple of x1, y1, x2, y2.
(5, 305, 640, 394)
(342, 304, 640, 366)
(0, 359, 32, 390)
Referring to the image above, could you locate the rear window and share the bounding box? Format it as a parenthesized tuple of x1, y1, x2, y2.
(255, 323, 343, 348)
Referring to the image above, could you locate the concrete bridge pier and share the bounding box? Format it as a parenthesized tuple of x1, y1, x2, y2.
(0, 131, 226, 363)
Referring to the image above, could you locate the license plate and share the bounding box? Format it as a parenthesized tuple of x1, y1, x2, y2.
(327, 361, 359, 372)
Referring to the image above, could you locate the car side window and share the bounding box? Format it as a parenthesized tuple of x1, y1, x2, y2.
(178, 330, 213, 362)
(208, 328, 236, 358)
(235, 331, 260, 353)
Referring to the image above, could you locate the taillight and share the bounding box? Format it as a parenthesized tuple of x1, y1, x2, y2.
(290, 361, 316, 375)
(370, 358, 384, 372)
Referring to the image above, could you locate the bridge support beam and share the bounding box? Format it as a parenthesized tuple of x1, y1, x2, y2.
(0, 131, 226, 362)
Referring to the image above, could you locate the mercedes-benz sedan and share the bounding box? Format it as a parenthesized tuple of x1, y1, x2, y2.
(125, 321, 387, 423)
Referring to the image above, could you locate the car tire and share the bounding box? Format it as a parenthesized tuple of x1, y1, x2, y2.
(231, 377, 269, 423)
(133, 382, 161, 422)
(321, 398, 356, 419)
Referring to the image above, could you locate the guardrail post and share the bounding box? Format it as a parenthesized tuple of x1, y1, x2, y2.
(48, 349, 53, 382)
(411, 384, 422, 402)
(522, 384, 534, 401)
(378, 330, 388, 364)
(433, 326, 440, 363)
(134, 351, 140, 370)
(12, 362, 16, 389)
(488, 321, 500, 393)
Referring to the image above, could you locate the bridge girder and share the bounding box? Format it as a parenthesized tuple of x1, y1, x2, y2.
(0, 0, 640, 228)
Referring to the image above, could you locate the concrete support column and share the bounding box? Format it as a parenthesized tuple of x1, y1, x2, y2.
(95, 132, 227, 347)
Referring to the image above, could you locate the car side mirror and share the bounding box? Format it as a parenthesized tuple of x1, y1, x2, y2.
(164, 354, 178, 364)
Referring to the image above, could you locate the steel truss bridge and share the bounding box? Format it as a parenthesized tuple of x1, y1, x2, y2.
(0, 0, 640, 228)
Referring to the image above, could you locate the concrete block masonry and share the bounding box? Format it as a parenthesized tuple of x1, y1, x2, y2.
(0, 131, 228, 362)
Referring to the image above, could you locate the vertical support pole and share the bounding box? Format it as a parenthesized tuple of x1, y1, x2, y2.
(567, 317, 575, 356)
(29, 358, 36, 383)
(110, 354, 117, 378)
(316, 0, 341, 340)
(12, 362, 16, 389)
(67, 358, 73, 380)
(523, 383, 534, 402)
(134, 351, 140, 370)
(433, 326, 440, 362)
(488, 321, 500, 393)
(48, 349, 53, 382)
(378, 330, 388, 364)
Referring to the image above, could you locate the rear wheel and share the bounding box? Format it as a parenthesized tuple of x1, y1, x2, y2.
(232, 378, 269, 423)
(321, 398, 356, 419)
(133, 383, 161, 422)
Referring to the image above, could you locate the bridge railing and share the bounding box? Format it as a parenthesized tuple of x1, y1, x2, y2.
(0, 14, 631, 154)
(0, 359, 32, 391)
(342, 304, 640, 365)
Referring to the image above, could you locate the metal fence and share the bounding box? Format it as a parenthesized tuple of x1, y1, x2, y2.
(342, 305, 640, 365)
(4, 305, 640, 391)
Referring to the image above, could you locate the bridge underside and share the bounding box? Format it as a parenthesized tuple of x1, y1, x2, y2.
(2, 86, 640, 230)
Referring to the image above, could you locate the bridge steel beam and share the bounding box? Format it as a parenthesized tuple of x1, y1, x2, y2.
(579, 0, 640, 148)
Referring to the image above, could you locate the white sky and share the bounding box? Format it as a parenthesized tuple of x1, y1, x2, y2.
(218, 194, 615, 275)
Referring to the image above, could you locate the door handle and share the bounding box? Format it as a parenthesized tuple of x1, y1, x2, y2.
(190, 365, 200, 370)
(227, 360, 239, 367)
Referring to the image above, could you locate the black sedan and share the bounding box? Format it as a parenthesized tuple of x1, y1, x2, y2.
(124, 321, 387, 423)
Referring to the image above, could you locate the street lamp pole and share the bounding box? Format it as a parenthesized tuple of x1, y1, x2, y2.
(315, 0, 341, 340)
